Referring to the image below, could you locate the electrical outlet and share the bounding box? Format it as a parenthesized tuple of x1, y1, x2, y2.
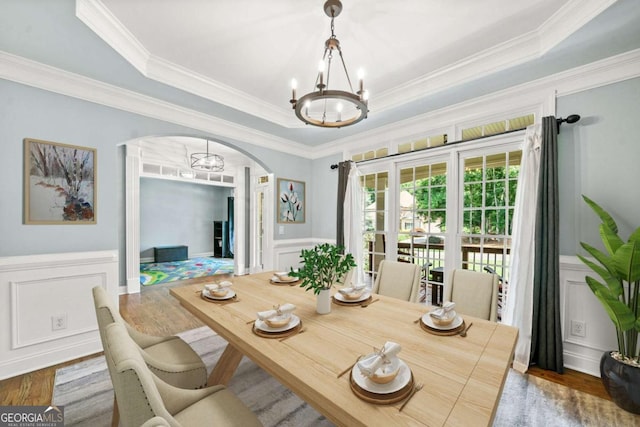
(570, 320, 586, 337)
(52, 314, 67, 331)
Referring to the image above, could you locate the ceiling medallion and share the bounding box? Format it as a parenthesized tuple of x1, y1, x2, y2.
(290, 0, 369, 128)
(190, 139, 224, 172)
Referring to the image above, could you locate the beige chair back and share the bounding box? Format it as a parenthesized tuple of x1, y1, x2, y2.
(93, 286, 165, 348)
(443, 269, 499, 321)
(103, 322, 177, 427)
(372, 260, 421, 302)
(93, 286, 207, 390)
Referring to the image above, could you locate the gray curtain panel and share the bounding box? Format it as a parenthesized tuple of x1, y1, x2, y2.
(336, 161, 352, 249)
(530, 116, 563, 373)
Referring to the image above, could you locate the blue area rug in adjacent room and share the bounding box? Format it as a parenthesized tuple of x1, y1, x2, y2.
(140, 257, 234, 286)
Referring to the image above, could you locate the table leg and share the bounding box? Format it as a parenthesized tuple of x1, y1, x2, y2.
(207, 343, 243, 386)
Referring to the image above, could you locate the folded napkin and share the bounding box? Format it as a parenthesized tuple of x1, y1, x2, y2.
(357, 341, 402, 377)
(205, 281, 233, 292)
(429, 301, 456, 320)
(257, 303, 296, 321)
(338, 283, 367, 295)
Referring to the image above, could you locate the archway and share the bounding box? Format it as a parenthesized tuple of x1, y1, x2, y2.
(123, 135, 272, 294)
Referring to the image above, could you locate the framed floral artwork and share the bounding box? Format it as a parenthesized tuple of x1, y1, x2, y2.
(277, 178, 305, 223)
(24, 138, 97, 224)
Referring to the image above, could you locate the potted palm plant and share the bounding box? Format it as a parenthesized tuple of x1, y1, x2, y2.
(290, 243, 356, 314)
(578, 195, 639, 414)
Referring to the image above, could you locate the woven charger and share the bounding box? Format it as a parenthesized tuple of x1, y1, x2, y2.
(332, 295, 372, 307)
(349, 371, 414, 405)
(269, 278, 299, 286)
(419, 317, 466, 336)
(252, 320, 303, 339)
(200, 291, 237, 304)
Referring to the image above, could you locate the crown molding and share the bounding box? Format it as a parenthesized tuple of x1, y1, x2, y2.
(373, 0, 618, 113)
(538, 0, 618, 55)
(76, 0, 300, 128)
(1, 45, 637, 161)
(76, 0, 616, 129)
(75, 0, 150, 74)
(0, 50, 310, 158)
(311, 47, 640, 160)
(144, 55, 299, 128)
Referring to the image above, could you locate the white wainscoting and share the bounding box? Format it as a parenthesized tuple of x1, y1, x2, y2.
(0, 250, 118, 380)
(271, 238, 332, 272)
(560, 255, 618, 377)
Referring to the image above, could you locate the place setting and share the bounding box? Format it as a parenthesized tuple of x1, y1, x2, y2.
(345, 341, 420, 407)
(250, 303, 304, 339)
(416, 301, 468, 336)
(269, 271, 300, 286)
(199, 281, 238, 304)
(332, 284, 373, 306)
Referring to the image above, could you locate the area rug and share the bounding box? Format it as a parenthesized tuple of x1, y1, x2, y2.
(52, 327, 639, 427)
(140, 257, 234, 286)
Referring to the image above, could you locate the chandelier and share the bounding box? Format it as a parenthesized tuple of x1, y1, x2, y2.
(190, 139, 224, 172)
(289, 0, 369, 128)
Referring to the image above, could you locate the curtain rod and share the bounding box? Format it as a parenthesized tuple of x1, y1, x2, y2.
(330, 114, 580, 169)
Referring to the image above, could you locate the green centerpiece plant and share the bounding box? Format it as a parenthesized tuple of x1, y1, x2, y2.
(578, 195, 640, 414)
(291, 243, 356, 295)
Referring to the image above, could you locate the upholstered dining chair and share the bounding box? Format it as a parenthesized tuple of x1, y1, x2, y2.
(93, 286, 208, 426)
(92, 286, 207, 388)
(102, 321, 263, 427)
(443, 269, 500, 322)
(372, 260, 421, 303)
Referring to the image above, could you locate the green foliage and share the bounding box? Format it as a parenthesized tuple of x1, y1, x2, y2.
(579, 195, 640, 361)
(408, 165, 518, 234)
(290, 243, 357, 295)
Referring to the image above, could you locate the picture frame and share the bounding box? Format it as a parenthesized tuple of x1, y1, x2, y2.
(24, 138, 97, 224)
(277, 178, 305, 223)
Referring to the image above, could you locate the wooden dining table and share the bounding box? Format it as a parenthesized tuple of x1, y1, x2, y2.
(170, 271, 518, 427)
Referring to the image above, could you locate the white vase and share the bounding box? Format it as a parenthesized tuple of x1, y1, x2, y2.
(316, 288, 331, 314)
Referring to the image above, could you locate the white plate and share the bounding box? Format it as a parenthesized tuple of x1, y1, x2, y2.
(351, 358, 411, 394)
(421, 313, 463, 330)
(270, 275, 298, 283)
(255, 314, 300, 333)
(334, 291, 371, 303)
(203, 289, 236, 301)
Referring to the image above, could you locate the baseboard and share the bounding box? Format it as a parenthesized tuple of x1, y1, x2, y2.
(563, 349, 602, 377)
(0, 335, 102, 381)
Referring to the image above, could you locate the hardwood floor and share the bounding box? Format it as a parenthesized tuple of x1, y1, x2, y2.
(0, 274, 610, 407)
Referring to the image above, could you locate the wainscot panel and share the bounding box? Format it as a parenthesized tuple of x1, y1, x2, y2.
(0, 250, 118, 379)
(272, 239, 333, 273)
(560, 255, 618, 377)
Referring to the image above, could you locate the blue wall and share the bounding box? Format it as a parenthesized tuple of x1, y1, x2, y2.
(557, 77, 640, 255)
(0, 78, 313, 284)
(139, 178, 233, 259)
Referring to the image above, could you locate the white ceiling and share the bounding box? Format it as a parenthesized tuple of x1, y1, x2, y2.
(77, 0, 625, 152)
(98, 0, 567, 113)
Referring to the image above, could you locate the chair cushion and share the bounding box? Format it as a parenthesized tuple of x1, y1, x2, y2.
(173, 388, 263, 427)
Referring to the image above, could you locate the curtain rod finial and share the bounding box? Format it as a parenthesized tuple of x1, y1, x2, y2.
(556, 114, 581, 133)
